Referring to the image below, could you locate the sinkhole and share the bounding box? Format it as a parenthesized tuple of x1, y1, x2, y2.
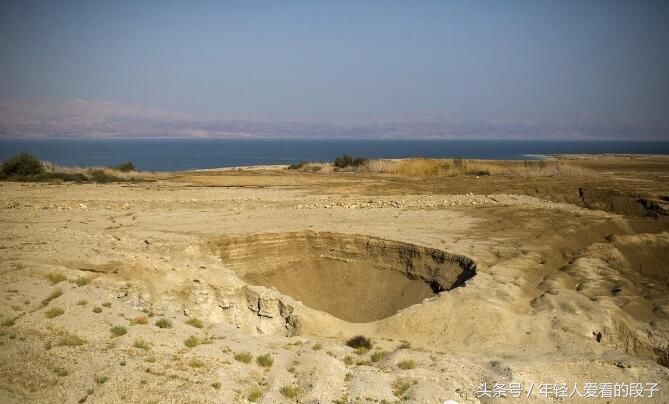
(214, 231, 476, 323)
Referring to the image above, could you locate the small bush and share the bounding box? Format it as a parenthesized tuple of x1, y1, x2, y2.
(0, 153, 44, 176)
(334, 154, 367, 169)
(110, 326, 127, 337)
(371, 350, 388, 363)
(185, 317, 204, 329)
(133, 339, 150, 350)
(346, 335, 372, 350)
(234, 352, 252, 364)
(114, 161, 136, 172)
(248, 389, 262, 402)
(279, 385, 298, 399)
(312, 343, 322, 350)
(87, 169, 122, 183)
(92, 306, 102, 313)
(53, 367, 69, 377)
(343, 355, 354, 366)
(397, 340, 411, 349)
(189, 359, 205, 368)
(95, 374, 109, 385)
(101, 302, 112, 308)
(41, 288, 63, 306)
(211, 382, 221, 390)
(2, 318, 15, 327)
(287, 161, 308, 170)
(77, 300, 87, 306)
(46, 273, 67, 285)
(184, 335, 202, 348)
(58, 333, 86, 347)
(256, 353, 273, 368)
(45, 307, 64, 318)
(130, 316, 148, 325)
(155, 318, 172, 329)
(74, 277, 90, 287)
(392, 379, 412, 398)
(397, 359, 416, 370)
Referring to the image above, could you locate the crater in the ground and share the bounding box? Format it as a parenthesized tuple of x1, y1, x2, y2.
(213, 231, 476, 323)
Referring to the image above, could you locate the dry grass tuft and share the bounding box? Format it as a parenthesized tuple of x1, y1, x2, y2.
(45, 273, 67, 285)
(234, 352, 253, 364)
(357, 158, 592, 178)
(397, 359, 416, 370)
(133, 339, 150, 350)
(41, 288, 63, 306)
(58, 333, 86, 347)
(155, 318, 172, 329)
(185, 317, 204, 329)
(110, 326, 127, 337)
(392, 379, 413, 398)
(248, 389, 263, 402)
(256, 353, 273, 368)
(45, 307, 64, 318)
(279, 385, 298, 399)
(130, 316, 148, 325)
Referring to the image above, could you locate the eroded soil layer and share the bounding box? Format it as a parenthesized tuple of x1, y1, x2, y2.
(214, 231, 476, 322)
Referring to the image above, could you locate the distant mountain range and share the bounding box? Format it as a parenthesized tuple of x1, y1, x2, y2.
(0, 98, 666, 140)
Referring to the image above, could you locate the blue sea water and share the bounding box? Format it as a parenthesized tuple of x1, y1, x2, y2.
(0, 138, 668, 172)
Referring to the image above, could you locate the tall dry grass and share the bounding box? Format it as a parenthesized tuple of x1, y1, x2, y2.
(357, 158, 591, 177)
(42, 161, 161, 181)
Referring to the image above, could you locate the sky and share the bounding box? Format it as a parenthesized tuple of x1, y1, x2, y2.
(0, 0, 668, 126)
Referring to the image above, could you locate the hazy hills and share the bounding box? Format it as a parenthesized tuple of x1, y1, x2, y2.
(0, 98, 666, 140)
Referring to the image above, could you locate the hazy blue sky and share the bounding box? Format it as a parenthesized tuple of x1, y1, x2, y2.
(1, 0, 667, 125)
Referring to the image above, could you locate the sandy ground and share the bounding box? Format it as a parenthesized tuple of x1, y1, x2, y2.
(0, 155, 668, 403)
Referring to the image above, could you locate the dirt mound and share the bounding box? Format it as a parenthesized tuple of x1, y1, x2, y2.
(213, 232, 476, 322)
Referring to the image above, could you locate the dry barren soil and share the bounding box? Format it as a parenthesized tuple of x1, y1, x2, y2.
(0, 155, 668, 403)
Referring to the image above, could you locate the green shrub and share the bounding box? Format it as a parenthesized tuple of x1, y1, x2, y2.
(110, 326, 127, 337)
(92, 306, 102, 313)
(155, 318, 172, 328)
(101, 302, 112, 308)
(256, 353, 273, 368)
(345, 335, 372, 349)
(334, 154, 367, 169)
(1, 318, 15, 327)
(45, 307, 64, 318)
(0, 153, 44, 176)
(114, 161, 136, 172)
(234, 352, 252, 364)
